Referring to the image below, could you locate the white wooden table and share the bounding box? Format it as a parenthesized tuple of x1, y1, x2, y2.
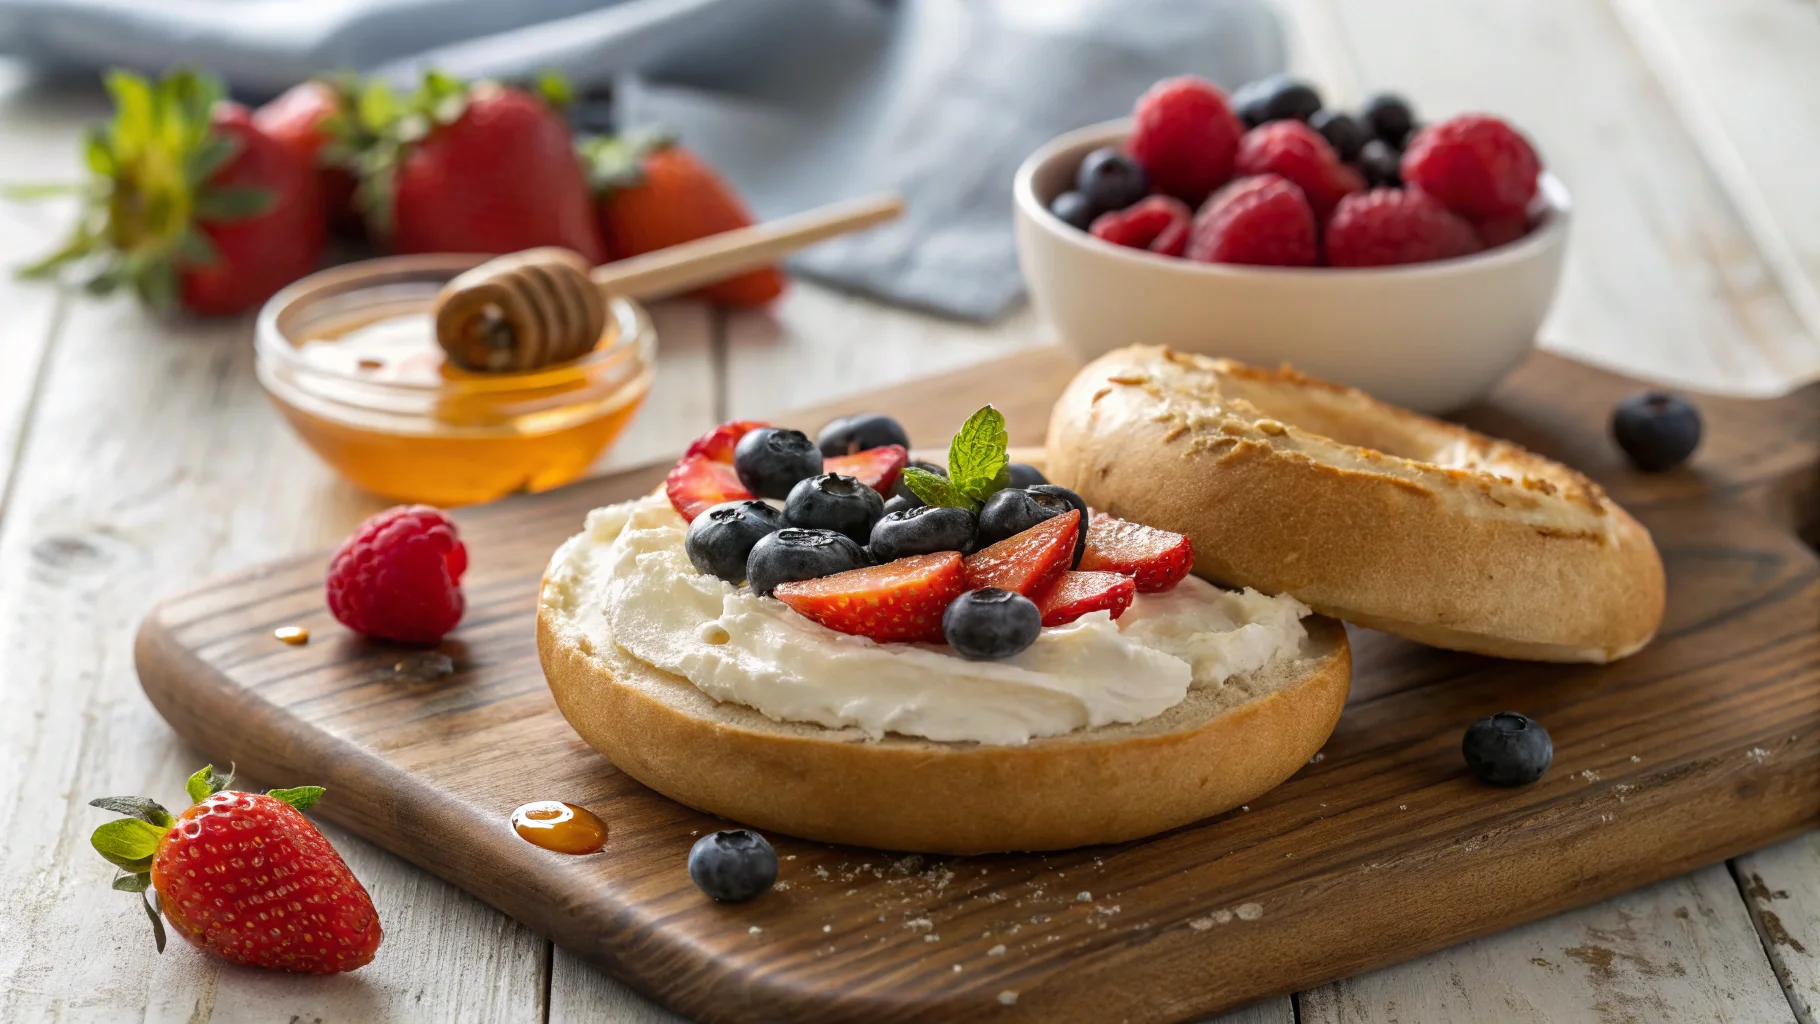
(3, 1, 1818, 1019)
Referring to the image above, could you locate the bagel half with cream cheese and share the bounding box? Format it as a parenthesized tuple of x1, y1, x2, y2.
(1045, 346, 1665, 663)
(537, 496, 1350, 855)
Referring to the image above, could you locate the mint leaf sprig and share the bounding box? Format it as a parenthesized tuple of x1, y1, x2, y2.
(902, 405, 1013, 512)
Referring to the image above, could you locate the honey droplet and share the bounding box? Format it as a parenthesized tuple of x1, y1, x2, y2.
(274, 626, 310, 646)
(356, 357, 385, 371)
(511, 800, 608, 855)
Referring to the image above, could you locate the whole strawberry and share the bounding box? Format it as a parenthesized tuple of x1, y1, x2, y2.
(1126, 76, 1245, 205)
(253, 78, 368, 236)
(326, 505, 467, 643)
(363, 74, 606, 262)
(1187, 174, 1318, 267)
(21, 70, 325, 315)
(586, 133, 786, 307)
(1326, 188, 1482, 267)
(1233, 120, 1364, 221)
(1401, 114, 1540, 222)
(89, 765, 381, 973)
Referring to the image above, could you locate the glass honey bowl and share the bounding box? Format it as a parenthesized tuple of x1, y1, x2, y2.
(257, 254, 656, 507)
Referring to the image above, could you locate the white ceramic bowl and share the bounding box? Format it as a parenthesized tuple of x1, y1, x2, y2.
(1013, 119, 1569, 413)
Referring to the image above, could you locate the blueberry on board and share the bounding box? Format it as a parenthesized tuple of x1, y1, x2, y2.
(1611, 392, 1702, 472)
(687, 829, 777, 902)
(1310, 110, 1370, 162)
(892, 460, 947, 504)
(816, 413, 910, 457)
(733, 427, 823, 499)
(1049, 190, 1099, 231)
(1075, 147, 1150, 214)
(746, 528, 868, 597)
(1356, 139, 1402, 188)
(943, 588, 1043, 660)
(685, 500, 787, 583)
(1027, 483, 1089, 565)
(1006, 462, 1048, 489)
(976, 488, 1073, 547)
(1363, 93, 1416, 146)
(1462, 712, 1553, 786)
(784, 473, 885, 544)
(1235, 74, 1323, 126)
(870, 505, 978, 562)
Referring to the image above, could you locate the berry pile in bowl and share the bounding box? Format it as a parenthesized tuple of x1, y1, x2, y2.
(1012, 74, 1571, 414)
(667, 408, 1192, 658)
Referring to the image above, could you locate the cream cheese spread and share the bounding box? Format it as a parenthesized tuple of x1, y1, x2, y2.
(541, 495, 1313, 746)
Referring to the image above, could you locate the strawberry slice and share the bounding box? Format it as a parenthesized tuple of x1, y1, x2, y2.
(1079, 514, 1194, 592)
(685, 419, 768, 462)
(962, 510, 1079, 596)
(774, 551, 964, 643)
(665, 456, 751, 522)
(1035, 571, 1136, 627)
(824, 444, 908, 495)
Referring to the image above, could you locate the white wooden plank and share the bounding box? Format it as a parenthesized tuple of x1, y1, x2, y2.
(597, 300, 718, 472)
(550, 951, 689, 1024)
(1610, 0, 1820, 352)
(1295, 0, 1815, 395)
(0, 294, 545, 1022)
(721, 282, 1046, 422)
(1297, 864, 1793, 1023)
(1734, 834, 1820, 1024)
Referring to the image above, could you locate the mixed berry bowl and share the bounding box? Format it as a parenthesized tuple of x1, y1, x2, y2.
(1013, 118, 1569, 413)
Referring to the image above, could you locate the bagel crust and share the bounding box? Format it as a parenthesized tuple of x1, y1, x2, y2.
(537, 595, 1350, 854)
(1045, 346, 1665, 663)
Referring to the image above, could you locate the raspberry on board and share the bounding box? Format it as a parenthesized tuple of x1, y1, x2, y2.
(325, 505, 467, 643)
(1234, 120, 1364, 221)
(1400, 113, 1541, 221)
(1126, 76, 1244, 205)
(1186, 174, 1318, 267)
(1325, 188, 1482, 267)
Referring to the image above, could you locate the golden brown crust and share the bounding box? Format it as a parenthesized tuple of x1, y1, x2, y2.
(537, 601, 1350, 855)
(1044, 346, 1666, 662)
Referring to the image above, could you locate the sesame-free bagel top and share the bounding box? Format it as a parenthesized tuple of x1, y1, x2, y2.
(1044, 346, 1664, 662)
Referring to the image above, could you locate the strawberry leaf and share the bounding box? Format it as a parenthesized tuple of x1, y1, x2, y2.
(902, 467, 974, 512)
(192, 185, 274, 222)
(91, 818, 165, 872)
(185, 134, 240, 186)
(534, 70, 573, 110)
(139, 887, 166, 953)
(111, 872, 151, 893)
(576, 128, 673, 196)
(89, 796, 174, 828)
(946, 405, 1011, 504)
(266, 786, 325, 812)
(185, 764, 234, 804)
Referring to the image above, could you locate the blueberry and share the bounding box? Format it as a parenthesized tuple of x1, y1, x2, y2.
(746, 528, 868, 597)
(1310, 110, 1370, 162)
(881, 493, 919, 518)
(1049, 190, 1099, 231)
(943, 588, 1042, 660)
(977, 487, 1073, 547)
(1027, 483, 1089, 565)
(1356, 139, 1402, 188)
(1363, 93, 1416, 146)
(1006, 462, 1048, 489)
(1462, 712, 1553, 786)
(816, 413, 910, 457)
(784, 473, 885, 544)
(1235, 74, 1322, 126)
(687, 829, 777, 902)
(733, 427, 822, 499)
(685, 500, 786, 583)
(892, 460, 947, 504)
(1075, 147, 1149, 214)
(1612, 392, 1702, 472)
(869, 505, 977, 561)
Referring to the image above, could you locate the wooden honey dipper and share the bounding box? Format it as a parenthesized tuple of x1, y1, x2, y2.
(432, 193, 904, 372)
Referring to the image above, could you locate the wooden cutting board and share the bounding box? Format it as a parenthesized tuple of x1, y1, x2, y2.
(135, 346, 1820, 1024)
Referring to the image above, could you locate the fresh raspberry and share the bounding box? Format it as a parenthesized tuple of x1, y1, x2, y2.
(1186, 174, 1318, 267)
(325, 505, 466, 643)
(1088, 196, 1193, 256)
(1233, 120, 1364, 220)
(1325, 188, 1482, 267)
(1400, 114, 1540, 221)
(1475, 210, 1532, 249)
(1126, 76, 1244, 204)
